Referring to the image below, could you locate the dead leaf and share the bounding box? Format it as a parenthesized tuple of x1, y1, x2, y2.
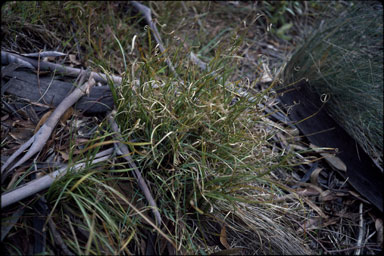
(375, 218, 383, 247)
(296, 187, 321, 197)
(296, 182, 323, 194)
(323, 217, 338, 227)
(60, 107, 74, 126)
(9, 128, 34, 142)
(298, 217, 337, 232)
(69, 54, 81, 66)
(105, 25, 113, 37)
(349, 190, 371, 204)
(304, 197, 328, 218)
(289, 143, 307, 151)
(59, 151, 69, 161)
(309, 143, 337, 153)
(260, 63, 272, 83)
(76, 138, 91, 144)
(320, 153, 347, 172)
(35, 109, 54, 134)
(1, 114, 9, 121)
(13, 119, 36, 129)
(309, 144, 346, 171)
(275, 132, 288, 148)
(220, 225, 230, 249)
(297, 217, 323, 233)
(310, 168, 323, 186)
(319, 190, 337, 202)
(43, 56, 57, 62)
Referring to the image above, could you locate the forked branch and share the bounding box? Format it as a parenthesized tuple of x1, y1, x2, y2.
(1, 73, 96, 183)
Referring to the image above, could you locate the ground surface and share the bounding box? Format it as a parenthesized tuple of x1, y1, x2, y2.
(1, 1, 383, 255)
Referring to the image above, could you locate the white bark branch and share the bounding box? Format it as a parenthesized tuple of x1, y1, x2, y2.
(1, 51, 122, 85)
(1, 148, 113, 208)
(1, 74, 96, 182)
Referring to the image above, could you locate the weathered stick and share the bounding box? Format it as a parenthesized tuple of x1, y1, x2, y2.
(47, 218, 75, 256)
(1, 73, 96, 182)
(21, 51, 67, 58)
(1, 148, 113, 208)
(355, 203, 364, 255)
(1, 51, 122, 85)
(131, 1, 178, 78)
(1, 51, 35, 69)
(108, 110, 162, 226)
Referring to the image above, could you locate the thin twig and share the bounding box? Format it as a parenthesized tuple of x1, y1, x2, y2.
(36, 51, 49, 105)
(47, 218, 75, 255)
(355, 203, 364, 255)
(1, 73, 96, 182)
(327, 245, 371, 254)
(289, 217, 330, 253)
(22, 51, 66, 58)
(108, 110, 162, 227)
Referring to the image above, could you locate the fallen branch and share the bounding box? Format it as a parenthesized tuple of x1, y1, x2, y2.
(108, 110, 162, 226)
(1, 148, 113, 208)
(131, 1, 178, 78)
(1, 51, 35, 69)
(1, 51, 122, 85)
(1, 72, 96, 182)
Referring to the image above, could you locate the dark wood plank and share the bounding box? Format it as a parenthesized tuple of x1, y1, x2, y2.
(2, 69, 114, 114)
(277, 81, 383, 212)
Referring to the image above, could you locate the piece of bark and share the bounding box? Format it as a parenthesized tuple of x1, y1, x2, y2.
(2, 69, 114, 114)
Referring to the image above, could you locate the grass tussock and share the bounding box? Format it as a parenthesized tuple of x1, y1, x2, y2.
(283, 2, 383, 166)
(71, 35, 311, 254)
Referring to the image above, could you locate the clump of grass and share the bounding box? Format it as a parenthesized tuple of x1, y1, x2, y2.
(283, 2, 383, 166)
(1, 1, 318, 255)
(1, 37, 313, 254)
(93, 31, 311, 254)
